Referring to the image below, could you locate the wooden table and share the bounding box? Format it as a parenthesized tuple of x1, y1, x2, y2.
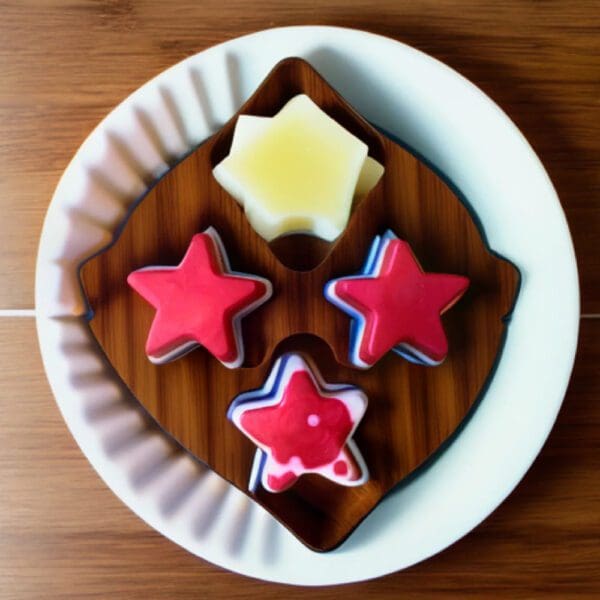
(1, 1, 598, 597)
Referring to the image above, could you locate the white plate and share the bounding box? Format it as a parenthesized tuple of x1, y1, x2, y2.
(35, 26, 579, 585)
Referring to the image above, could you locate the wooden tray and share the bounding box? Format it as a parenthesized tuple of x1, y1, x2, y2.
(80, 58, 519, 551)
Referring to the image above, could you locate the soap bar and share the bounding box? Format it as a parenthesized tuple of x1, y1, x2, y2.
(213, 94, 369, 242)
(325, 231, 470, 368)
(228, 353, 369, 493)
(127, 227, 272, 367)
(229, 114, 384, 201)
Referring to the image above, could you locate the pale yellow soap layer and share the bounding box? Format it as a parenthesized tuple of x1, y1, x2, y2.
(231, 115, 384, 201)
(355, 156, 385, 198)
(230, 115, 270, 154)
(214, 95, 368, 241)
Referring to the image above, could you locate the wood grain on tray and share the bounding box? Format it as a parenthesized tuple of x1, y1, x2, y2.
(80, 58, 519, 551)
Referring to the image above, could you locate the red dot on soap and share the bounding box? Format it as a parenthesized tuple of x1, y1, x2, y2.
(334, 460, 348, 476)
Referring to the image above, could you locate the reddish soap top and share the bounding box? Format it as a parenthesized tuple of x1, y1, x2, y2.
(229, 354, 369, 493)
(241, 371, 354, 469)
(332, 237, 469, 366)
(127, 229, 271, 367)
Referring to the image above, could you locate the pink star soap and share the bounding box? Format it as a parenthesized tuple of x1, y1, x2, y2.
(127, 227, 272, 368)
(325, 230, 469, 368)
(228, 354, 369, 493)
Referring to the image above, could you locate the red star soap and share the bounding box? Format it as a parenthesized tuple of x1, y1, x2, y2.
(325, 230, 469, 368)
(127, 227, 272, 368)
(228, 354, 369, 493)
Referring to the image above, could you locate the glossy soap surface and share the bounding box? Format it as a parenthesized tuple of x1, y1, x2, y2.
(229, 354, 368, 493)
(326, 233, 470, 368)
(127, 229, 272, 368)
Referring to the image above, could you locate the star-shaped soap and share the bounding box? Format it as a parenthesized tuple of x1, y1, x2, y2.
(127, 227, 272, 368)
(325, 231, 470, 368)
(228, 114, 384, 202)
(213, 94, 370, 242)
(228, 354, 369, 493)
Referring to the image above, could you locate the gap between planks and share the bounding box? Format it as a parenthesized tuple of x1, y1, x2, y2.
(0, 310, 598, 319)
(0, 309, 36, 317)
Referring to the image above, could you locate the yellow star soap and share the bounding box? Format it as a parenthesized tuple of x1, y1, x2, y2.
(230, 114, 384, 203)
(213, 95, 370, 242)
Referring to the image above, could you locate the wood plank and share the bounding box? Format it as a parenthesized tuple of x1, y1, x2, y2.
(0, 318, 597, 597)
(0, 1, 597, 310)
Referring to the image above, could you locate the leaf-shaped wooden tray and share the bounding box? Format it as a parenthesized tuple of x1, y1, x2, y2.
(80, 58, 519, 552)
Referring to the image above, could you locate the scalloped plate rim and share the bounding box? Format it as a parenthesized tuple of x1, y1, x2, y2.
(35, 26, 579, 585)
